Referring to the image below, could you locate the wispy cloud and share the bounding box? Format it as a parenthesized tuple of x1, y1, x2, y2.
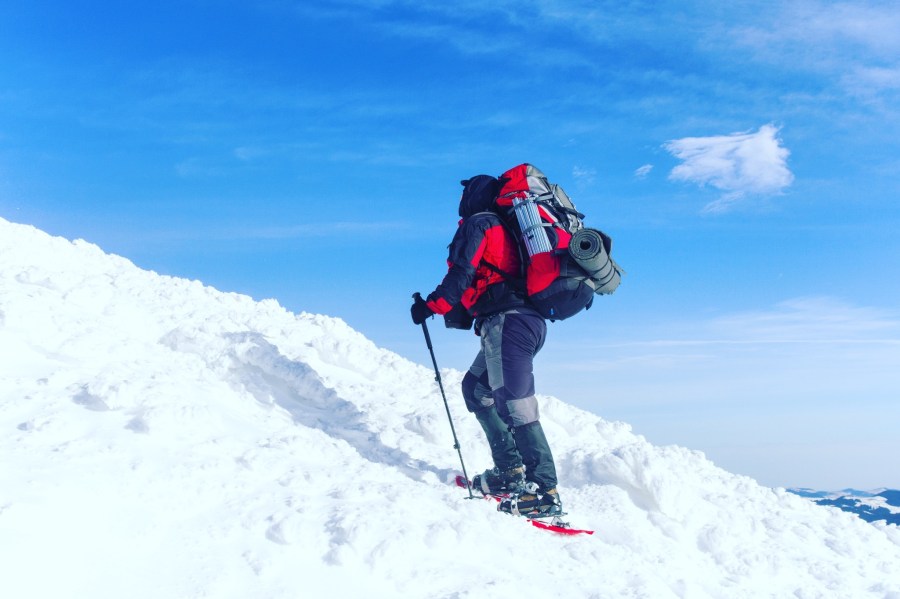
(544, 295, 900, 407)
(728, 1, 900, 107)
(634, 164, 653, 178)
(217, 221, 412, 240)
(571, 297, 900, 357)
(705, 296, 900, 343)
(291, 0, 593, 69)
(664, 124, 794, 213)
(138, 221, 414, 244)
(732, 1, 900, 64)
(842, 66, 900, 107)
(572, 165, 597, 184)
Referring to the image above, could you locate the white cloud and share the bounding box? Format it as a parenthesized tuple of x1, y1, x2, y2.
(544, 295, 900, 426)
(727, 2, 900, 105)
(706, 296, 900, 343)
(174, 157, 225, 178)
(842, 65, 900, 103)
(227, 221, 411, 240)
(634, 164, 653, 178)
(664, 124, 794, 213)
(572, 165, 596, 183)
(233, 146, 267, 161)
(735, 2, 900, 63)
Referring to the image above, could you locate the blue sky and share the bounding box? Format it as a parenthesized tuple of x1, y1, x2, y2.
(2, 0, 899, 489)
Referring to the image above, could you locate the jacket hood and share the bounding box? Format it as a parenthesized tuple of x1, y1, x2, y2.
(458, 175, 500, 218)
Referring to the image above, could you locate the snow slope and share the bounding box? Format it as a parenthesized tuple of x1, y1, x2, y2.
(1, 215, 899, 599)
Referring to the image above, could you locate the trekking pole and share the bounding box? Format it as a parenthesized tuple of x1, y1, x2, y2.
(413, 293, 474, 499)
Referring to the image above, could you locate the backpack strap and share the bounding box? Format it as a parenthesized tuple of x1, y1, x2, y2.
(480, 259, 524, 290)
(479, 261, 527, 303)
(557, 206, 586, 220)
(487, 208, 529, 280)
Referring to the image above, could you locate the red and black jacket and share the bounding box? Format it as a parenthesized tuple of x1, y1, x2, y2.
(425, 211, 526, 318)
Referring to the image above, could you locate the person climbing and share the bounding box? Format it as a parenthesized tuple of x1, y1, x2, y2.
(410, 174, 562, 518)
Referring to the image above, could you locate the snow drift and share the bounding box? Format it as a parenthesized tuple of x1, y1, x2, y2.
(1, 216, 899, 599)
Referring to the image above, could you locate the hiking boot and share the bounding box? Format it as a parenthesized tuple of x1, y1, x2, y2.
(472, 465, 525, 496)
(497, 482, 563, 518)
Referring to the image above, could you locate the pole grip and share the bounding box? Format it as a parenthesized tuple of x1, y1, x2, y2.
(412, 292, 434, 350)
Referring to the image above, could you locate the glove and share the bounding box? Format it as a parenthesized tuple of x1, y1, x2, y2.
(410, 294, 434, 325)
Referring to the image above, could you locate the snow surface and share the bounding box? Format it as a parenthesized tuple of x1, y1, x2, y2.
(1, 215, 899, 599)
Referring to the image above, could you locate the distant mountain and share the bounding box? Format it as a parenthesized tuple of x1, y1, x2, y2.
(881, 489, 900, 506)
(789, 488, 900, 525)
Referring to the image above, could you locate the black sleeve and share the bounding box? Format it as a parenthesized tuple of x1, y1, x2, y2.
(425, 217, 489, 314)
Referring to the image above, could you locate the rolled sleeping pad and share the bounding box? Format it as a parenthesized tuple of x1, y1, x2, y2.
(568, 228, 621, 294)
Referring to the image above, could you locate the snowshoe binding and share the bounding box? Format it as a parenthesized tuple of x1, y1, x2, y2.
(472, 465, 525, 496)
(497, 482, 564, 519)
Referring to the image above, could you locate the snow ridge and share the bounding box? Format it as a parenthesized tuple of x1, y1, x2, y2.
(1, 216, 899, 598)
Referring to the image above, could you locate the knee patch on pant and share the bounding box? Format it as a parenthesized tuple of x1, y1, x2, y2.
(501, 395, 540, 427)
(462, 369, 493, 413)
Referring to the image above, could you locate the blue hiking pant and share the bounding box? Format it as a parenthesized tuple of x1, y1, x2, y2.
(461, 310, 558, 491)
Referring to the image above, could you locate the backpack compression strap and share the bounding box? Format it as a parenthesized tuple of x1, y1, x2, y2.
(480, 259, 525, 292)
